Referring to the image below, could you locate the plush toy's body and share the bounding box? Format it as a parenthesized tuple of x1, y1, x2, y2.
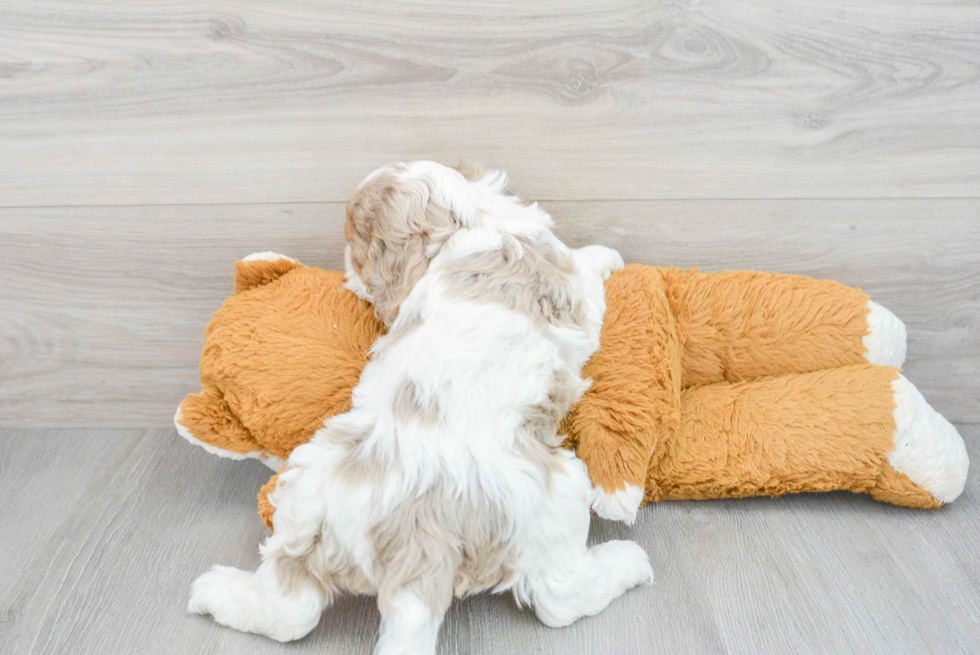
(176, 254, 968, 527)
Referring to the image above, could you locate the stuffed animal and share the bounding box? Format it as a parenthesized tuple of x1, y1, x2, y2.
(175, 252, 969, 528)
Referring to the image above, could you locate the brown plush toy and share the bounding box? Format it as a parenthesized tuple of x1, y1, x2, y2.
(175, 253, 969, 529)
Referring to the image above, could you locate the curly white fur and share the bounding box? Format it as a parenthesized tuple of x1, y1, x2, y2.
(188, 162, 652, 654)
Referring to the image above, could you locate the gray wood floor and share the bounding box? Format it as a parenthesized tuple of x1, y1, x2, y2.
(2, 1, 979, 653)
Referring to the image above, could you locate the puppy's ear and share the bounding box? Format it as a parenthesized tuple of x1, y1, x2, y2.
(346, 175, 458, 325)
(454, 161, 486, 182)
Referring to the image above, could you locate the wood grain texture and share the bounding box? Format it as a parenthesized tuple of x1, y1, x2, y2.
(1, 427, 977, 654)
(2, 199, 977, 428)
(1, 0, 979, 206)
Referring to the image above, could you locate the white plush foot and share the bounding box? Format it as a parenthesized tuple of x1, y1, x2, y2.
(188, 564, 322, 642)
(889, 375, 969, 504)
(863, 300, 907, 367)
(591, 483, 644, 524)
(242, 251, 296, 263)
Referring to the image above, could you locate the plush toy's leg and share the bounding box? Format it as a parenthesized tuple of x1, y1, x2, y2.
(570, 250, 663, 524)
(516, 452, 653, 628)
(645, 364, 968, 508)
(569, 264, 682, 524)
(661, 268, 905, 385)
(234, 252, 303, 293)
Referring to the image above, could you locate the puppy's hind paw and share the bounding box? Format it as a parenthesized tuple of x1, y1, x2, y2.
(188, 564, 324, 642)
(592, 539, 655, 591)
(187, 565, 250, 620)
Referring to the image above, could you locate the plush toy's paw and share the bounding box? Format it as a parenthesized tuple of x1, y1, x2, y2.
(863, 300, 907, 368)
(591, 483, 644, 524)
(890, 374, 969, 504)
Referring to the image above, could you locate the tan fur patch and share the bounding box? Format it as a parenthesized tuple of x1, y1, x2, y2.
(519, 369, 587, 482)
(346, 171, 460, 326)
(276, 532, 373, 601)
(329, 426, 387, 485)
(370, 487, 516, 614)
(393, 379, 441, 426)
(443, 235, 584, 329)
(523, 369, 586, 442)
(370, 308, 423, 359)
(454, 161, 486, 182)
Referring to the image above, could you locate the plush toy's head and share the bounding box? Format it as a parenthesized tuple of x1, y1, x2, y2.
(175, 256, 386, 467)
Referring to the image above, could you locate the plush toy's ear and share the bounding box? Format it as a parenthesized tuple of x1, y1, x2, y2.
(258, 473, 278, 532)
(175, 382, 266, 459)
(234, 252, 304, 293)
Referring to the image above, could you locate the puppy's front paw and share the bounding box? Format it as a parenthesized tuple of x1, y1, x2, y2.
(576, 245, 625, 280)
(602, 248, 626, 278)
(591, 483, 643, 524)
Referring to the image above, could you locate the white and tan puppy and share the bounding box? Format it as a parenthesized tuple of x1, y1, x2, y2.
(187, 161, 653, 655)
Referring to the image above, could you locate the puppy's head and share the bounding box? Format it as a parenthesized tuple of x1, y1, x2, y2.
(344, 163, 463, 326)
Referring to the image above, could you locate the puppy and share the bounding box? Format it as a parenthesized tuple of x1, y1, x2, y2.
(187, 161, 653, 655)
